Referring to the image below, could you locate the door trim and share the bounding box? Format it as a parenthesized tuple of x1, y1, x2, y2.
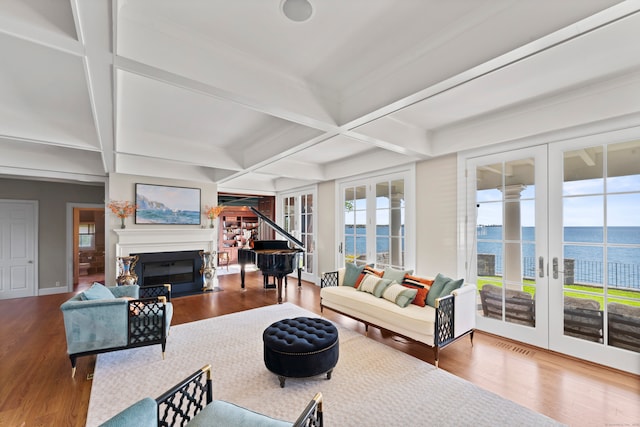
(66, 202, 103, 291)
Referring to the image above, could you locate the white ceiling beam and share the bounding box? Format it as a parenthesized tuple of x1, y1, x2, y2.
(73, 0, 115, 174)
(577, 149, 596, 167)
(348, 116, 432, 158)
(257, 158, 325, 182)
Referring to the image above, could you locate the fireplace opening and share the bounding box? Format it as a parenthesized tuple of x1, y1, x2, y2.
(132, 250, 203, 296)
(143, 259, 194, 286)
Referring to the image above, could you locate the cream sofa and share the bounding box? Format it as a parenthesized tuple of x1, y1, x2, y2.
(320, 268, 476, 366)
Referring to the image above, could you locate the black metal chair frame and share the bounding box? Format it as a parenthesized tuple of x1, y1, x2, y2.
(156, 365, 323, 427)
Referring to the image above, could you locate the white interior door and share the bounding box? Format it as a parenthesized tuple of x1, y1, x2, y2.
(0, 200, 37, 299)
(468, 146, 549, 348)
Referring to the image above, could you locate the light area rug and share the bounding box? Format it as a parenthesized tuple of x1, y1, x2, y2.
(86, 303, 564, 426)
(215, 263, 257, 276)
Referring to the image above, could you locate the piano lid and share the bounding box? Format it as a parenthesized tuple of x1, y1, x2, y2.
(249, 206, 305, 250)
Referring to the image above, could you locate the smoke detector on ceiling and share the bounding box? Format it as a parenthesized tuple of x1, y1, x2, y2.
(281, 0, 314, 23)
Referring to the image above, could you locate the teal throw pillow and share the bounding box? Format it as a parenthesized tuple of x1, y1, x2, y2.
(81, 282, 115, 301)
(343, 263, 365, 287)
(426, 273, 463, 307)
(442, 277, 464, 296)
(382, 282, 418, 308)
(382, 267, 414, 283)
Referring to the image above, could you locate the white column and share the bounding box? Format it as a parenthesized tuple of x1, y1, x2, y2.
(502, 185, 525, 290)
(390, 192, 403, 266)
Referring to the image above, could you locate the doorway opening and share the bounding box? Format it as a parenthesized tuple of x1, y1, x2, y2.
(73, 207, 105, 291)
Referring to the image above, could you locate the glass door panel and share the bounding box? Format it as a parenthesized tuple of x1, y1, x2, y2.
(301, 194, 314, 275)
(344, 185, 367, 265)
(280, 189, 316, 283)
(375, 179, 405, 269)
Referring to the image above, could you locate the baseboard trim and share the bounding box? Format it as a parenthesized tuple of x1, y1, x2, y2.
(39, 286, 69, 296)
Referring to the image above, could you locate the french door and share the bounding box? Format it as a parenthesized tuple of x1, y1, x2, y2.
(548, 137, 640, 374)
(467, 146, 549, 348)
(339, 169, 412, 270)
(279, 187, 316, 283)
(467, 135, 640, 374)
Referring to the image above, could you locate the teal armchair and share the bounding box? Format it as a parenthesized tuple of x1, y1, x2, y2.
(60, 283, 173, 377)
(100, 365, 323, 427)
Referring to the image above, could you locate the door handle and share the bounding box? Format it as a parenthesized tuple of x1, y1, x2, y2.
(338, 242, 343, 254)
(553, 257, 564, 279)
(538, 256, 544, 278)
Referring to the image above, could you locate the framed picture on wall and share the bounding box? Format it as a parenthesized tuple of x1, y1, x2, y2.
(135, 183, 201, 225)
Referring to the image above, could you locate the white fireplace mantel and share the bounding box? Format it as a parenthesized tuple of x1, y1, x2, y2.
(114, 228, 216, 257)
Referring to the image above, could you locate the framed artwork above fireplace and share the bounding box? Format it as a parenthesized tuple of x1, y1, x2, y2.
(135, 183, 201, 225)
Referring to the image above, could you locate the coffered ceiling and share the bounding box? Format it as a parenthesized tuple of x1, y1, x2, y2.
(1, 0, 639, 194)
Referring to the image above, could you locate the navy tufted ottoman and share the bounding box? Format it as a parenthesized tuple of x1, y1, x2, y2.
(263, 317, 339, 388)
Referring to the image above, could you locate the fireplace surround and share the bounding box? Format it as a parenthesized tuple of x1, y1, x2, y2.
(113, 228, 216, 296)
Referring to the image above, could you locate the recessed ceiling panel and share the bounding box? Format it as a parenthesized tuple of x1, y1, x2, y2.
(117, 70, 313, 152)
(0, 32, 97, 148)
(0, 0, 77, 40)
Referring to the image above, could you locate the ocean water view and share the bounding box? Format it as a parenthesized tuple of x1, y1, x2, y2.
(136, 209, 200, 225)
(345, 225, 640, 288)
(478, 226, 640, 288)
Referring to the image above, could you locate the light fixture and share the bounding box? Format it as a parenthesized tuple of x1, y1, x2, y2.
(281, 0, 313, 23)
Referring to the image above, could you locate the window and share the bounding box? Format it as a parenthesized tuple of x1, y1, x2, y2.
(79, 223, 95, 249)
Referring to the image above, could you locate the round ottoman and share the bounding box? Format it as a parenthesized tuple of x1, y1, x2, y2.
(263, 317, 339, 388)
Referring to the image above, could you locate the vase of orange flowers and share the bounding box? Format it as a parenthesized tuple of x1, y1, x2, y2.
(107, 200, 137, 229)
(203, 205, 224, 228)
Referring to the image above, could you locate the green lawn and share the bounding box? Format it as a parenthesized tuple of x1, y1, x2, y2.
(477, 277, 640, 309)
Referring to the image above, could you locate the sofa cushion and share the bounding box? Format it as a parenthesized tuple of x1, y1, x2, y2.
(402, 275, 434, 307)
(382, 283, 418, 308)
(355, 266, 383, 288)
(320, 286, 437, 344)
(358, 275, 392, 297)
(426, 274, 463, 307)
(188, 400, 292, 427)
(343, 263, 366, 287)
(81, 283, 115, 301)
(382, 267, 413, 283)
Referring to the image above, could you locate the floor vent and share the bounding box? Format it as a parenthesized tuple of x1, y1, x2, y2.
(494, 341, 535, 357)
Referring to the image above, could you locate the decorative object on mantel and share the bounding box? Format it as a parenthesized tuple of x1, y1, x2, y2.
(107, 200, 137, 229)
(199, 251, 219, 292)
(203, 205, 224, 229)
(116, 255, 139, 286)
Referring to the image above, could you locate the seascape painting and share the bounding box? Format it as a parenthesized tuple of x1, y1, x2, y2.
(135, 183, 201, 225)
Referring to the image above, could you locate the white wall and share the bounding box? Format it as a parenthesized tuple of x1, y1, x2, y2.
(316, 180, 336, 277)
(414, 154, 459, 278)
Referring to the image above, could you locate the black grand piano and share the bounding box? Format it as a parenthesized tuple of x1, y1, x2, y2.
(237, 207, 304, 304)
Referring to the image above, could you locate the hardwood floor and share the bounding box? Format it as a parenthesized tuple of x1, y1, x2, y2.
(1, 272, 638, 426)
